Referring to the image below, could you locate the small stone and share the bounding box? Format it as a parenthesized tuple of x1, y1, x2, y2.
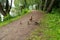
(28, 21, 30, 25)
(20, 21, 22, 24)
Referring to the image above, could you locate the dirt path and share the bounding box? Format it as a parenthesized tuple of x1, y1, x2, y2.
(0, 10, 43, 40)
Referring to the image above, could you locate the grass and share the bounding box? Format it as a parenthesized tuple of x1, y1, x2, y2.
(27, 10, 60, 40)
(0, 9, 31, 27)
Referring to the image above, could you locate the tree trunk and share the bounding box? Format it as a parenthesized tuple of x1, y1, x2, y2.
(39, 0, 42, 10)
(46, 0, 55, 12)
(5, 0, 12, 15)
(0, 3, 6, 16)
(10, 0, 12, 9)
(6, 0, 9, 14)
(0, 0, 12, 16)
(8, 0, 12, 12)
(43, 0, 47, 11)
(24, 0, 27, 8)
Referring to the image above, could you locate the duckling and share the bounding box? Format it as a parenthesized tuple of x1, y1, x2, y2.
(29, 16, 32, 21)
(34, 22, 39, 25)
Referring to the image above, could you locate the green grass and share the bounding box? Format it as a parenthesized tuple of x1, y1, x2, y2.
(0, 9, 31, 27)
(27, 10, 60, 40)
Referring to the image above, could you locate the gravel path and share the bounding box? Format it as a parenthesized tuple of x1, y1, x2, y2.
(0, 10, 43, 40)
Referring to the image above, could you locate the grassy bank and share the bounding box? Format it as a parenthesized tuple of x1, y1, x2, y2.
(27, 10, 60, 40)
(0, 9, 30, 27)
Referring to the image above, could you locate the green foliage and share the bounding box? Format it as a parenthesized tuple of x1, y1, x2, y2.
(41, 12, 60, 40)
(15, 0, 20, 7)
(0, 9, 30, 27)
(20, 8, 29, 15)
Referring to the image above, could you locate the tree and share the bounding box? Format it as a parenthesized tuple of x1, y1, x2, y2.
(39, 0, 42, 10)
(43, 0, 47, 11)
(6, 0, 9, 14)
(46, 0, 55, 12)
(24, 0, 27, 8)
(0, 0, 12, 16)
(0, 3, 6, 16)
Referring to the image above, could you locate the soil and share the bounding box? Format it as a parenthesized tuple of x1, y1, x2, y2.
(0, 10, 44, 40)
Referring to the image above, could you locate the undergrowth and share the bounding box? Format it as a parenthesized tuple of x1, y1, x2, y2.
(27, 9, 60, 40)
(0, 9, 30, 27)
